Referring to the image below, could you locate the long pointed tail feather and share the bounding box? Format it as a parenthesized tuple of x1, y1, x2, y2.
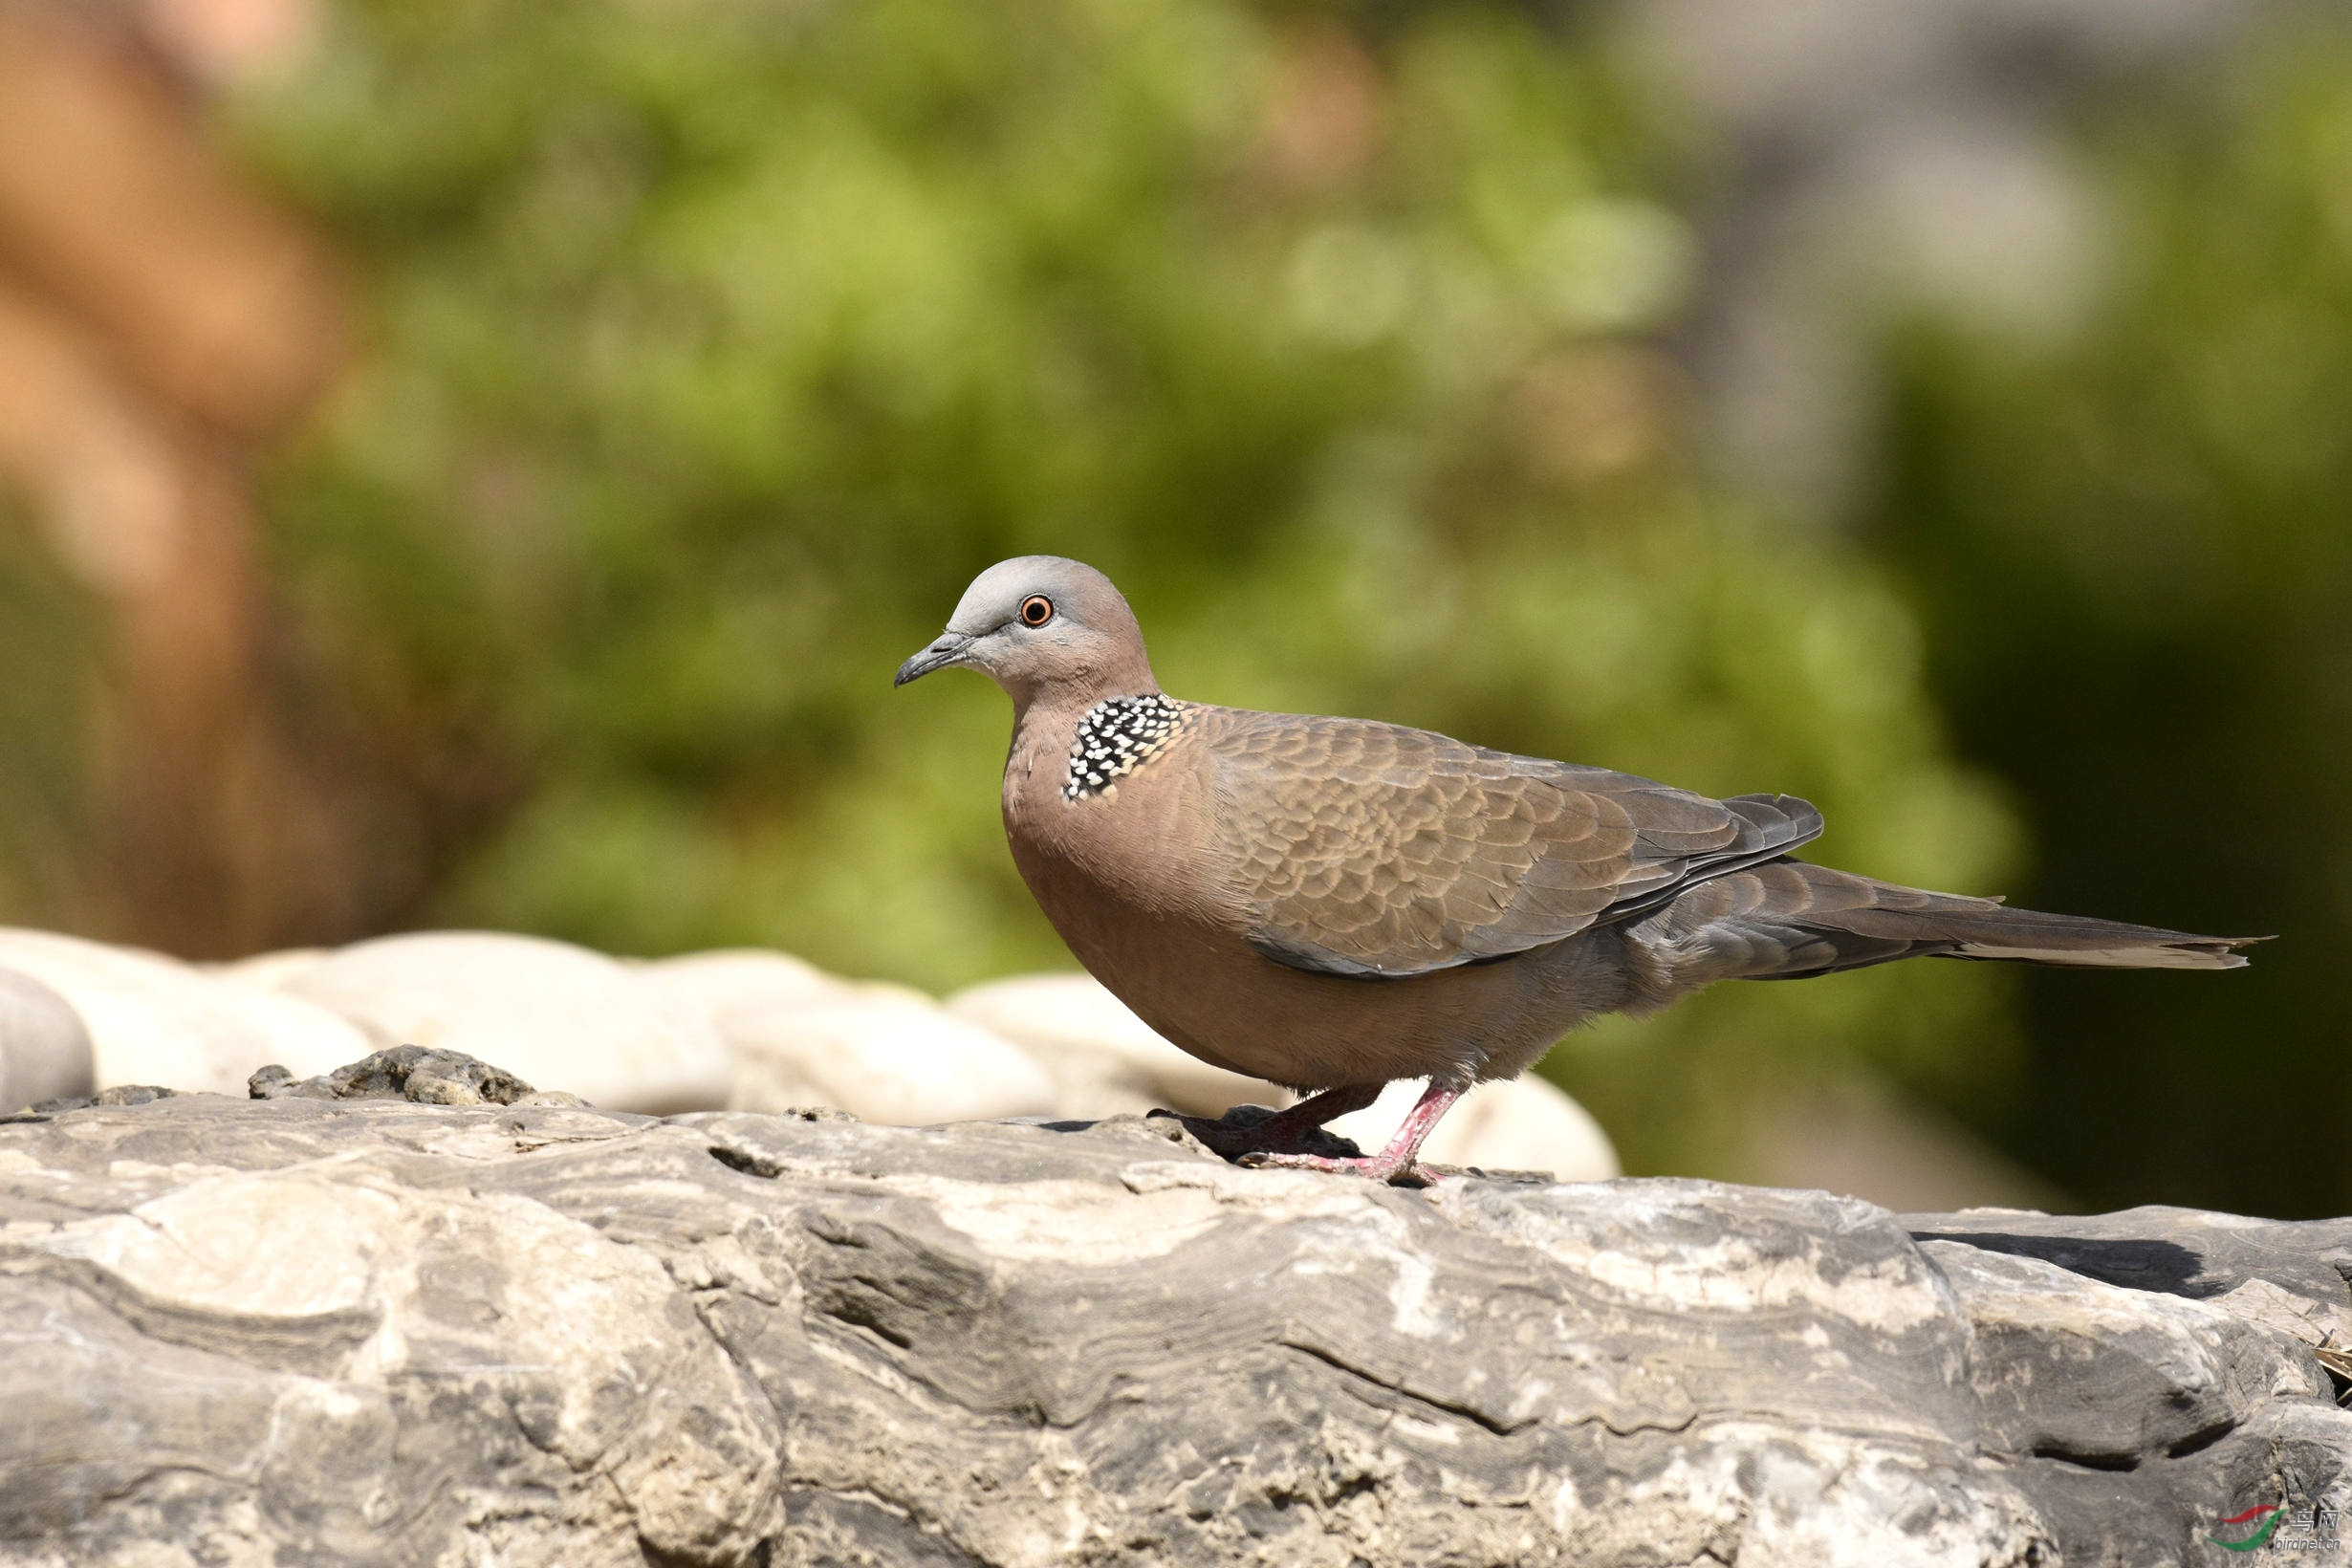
(1635, 859, 2262, 985)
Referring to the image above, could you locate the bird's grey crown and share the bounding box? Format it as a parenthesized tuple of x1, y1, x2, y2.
(1063, 695, 1188, 801)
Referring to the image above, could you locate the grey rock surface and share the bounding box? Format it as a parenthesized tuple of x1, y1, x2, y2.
(0, 1087, 2346, 1568)
(246, 1044, 586, 1108)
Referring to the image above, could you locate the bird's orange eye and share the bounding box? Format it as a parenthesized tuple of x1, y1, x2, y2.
(1019, 595, 1054, 627)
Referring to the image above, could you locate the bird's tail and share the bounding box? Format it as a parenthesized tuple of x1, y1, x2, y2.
(1633, 859, 2260, 985)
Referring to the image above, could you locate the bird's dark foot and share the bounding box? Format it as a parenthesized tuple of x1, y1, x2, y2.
(1235, 1147, 1441, 1187)
(1225, 1081, 1463, 1187)
(1156, 1104, 1363, 1162)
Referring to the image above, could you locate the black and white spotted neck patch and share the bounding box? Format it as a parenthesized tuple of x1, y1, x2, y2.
(1062, 694, 1187, 801)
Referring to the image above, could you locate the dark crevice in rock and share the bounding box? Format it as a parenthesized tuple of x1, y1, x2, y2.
(1585, 1408, 1703, 1440)
(641, 1538, 770, 1568)
(708, 1143, 784, 1179)
(1277, 1337, 1535, 1437)
(2028, 1444, 2141, 1473)
(817, 1294, 917, 1351)
(1909, 1231, 2207, 1297)
(2317, 1345, 2352, 1407)
(1909, 1209, 2352, 1318)
(2164, 1418, 2237, 1459)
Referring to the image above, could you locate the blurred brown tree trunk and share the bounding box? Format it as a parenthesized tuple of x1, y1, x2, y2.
(0, 0, 350, 956)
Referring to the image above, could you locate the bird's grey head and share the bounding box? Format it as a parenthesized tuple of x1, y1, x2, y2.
(894, 555, 1158, 708)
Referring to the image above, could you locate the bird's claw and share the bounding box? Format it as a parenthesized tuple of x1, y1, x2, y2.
(1235, 1148, 1441, 1187)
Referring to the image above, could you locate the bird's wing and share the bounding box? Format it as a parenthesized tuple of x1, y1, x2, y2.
(1199, 708, 1822, 978)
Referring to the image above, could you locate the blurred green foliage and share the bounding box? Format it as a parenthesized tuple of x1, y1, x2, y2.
(209, 0, 2031, 1179)
(0, 503, 95, 923)
(0, 0, 2047, 1181)
(0, 0, 2317, 1207)
(1871, 20, 2352, 1218)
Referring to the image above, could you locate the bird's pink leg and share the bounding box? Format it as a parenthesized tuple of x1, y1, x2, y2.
(1241, 1081, 1463, 1185)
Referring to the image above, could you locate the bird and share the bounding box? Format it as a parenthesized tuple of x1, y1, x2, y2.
(896, 555, 2258, 1185)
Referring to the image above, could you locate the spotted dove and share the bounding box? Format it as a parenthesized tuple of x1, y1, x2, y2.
(897, 557, 2256, 1184)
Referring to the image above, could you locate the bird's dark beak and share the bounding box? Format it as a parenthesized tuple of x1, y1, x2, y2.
(894, 631, 975, 687)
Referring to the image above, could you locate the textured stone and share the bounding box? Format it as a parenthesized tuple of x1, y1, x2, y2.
(279, 931, 735, 1115)
(1906, 1206, 2352, 1326)
(0, 928, 367, 1097)
(0, 968, 92, 1114)
(2, 1084, 2346, 1567)
(248, 1045, 586, 1109)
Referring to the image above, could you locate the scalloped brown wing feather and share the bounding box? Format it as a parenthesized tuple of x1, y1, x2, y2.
(1198, 708, 1825, 977)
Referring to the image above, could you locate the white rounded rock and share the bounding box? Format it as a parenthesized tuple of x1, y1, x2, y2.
(729, 984, 1057, 1125)
(946, 972, 1286, 1118)
(1327, 1074, 1620, 1181)
(0, 929, 366, 1097)
(210, 948, 332, 990)
(0, 965, 96, 1111)
(282, 931, 734, 1115)
(641, 948, 853, 1115)
(637, 949, 850, 1036)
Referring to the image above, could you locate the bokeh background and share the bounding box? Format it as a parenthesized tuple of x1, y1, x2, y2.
(1, 0, 2344, 1216)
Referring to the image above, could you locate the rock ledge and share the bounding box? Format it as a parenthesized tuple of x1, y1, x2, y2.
(2, 1087, 2347, 1567)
